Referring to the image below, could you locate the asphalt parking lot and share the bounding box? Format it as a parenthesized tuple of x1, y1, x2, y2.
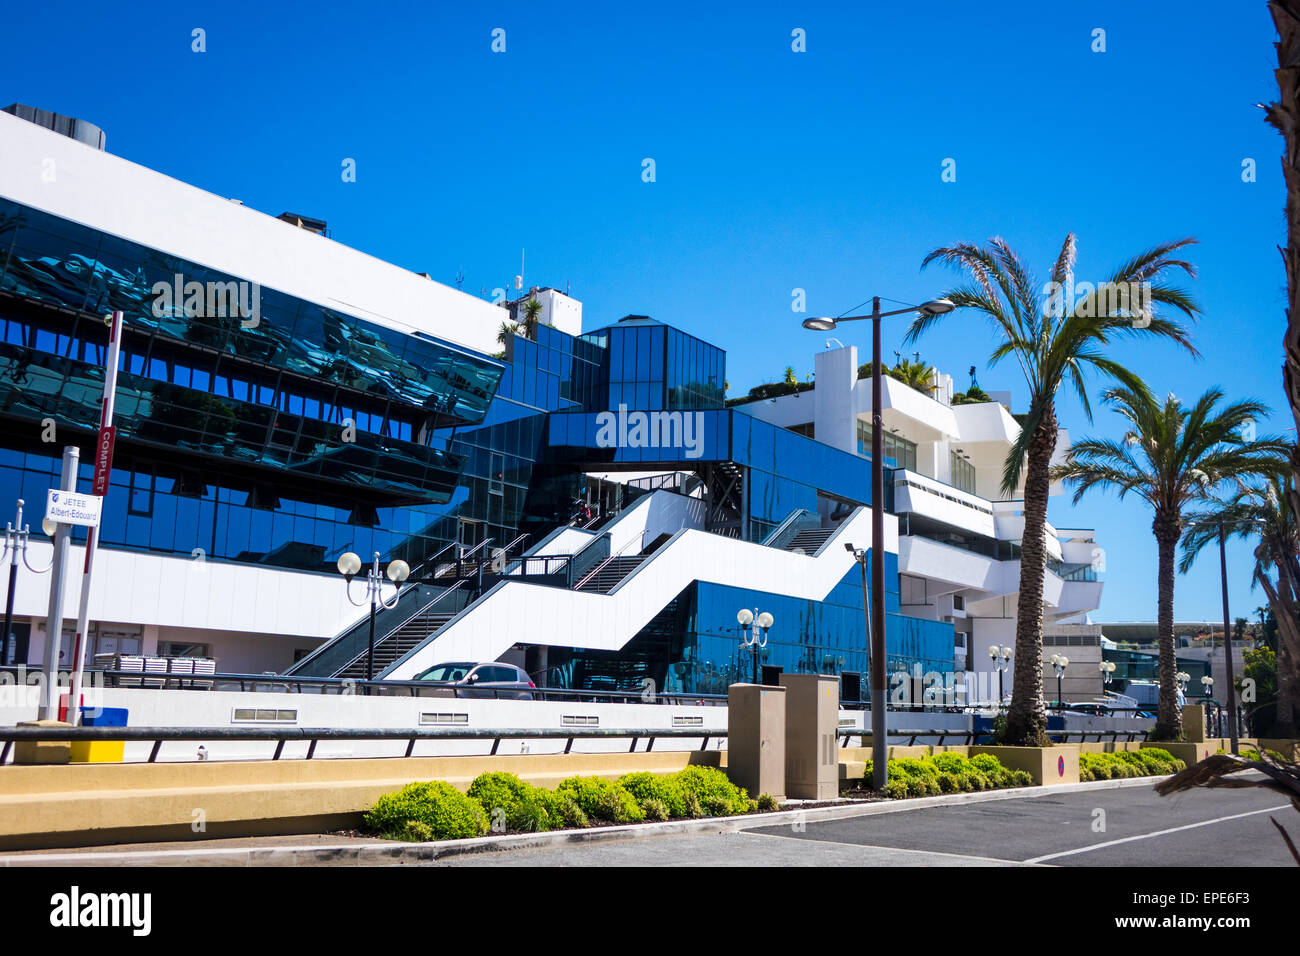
(438, 782, 1296, 867)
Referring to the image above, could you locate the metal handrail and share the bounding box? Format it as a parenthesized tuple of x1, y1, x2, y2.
(835, 727, 1152, 746)
(760, 508, 815, 547)
(286, 540, 463, 676)
(574, 532, 644, 590)
(6, 665, 733, 706)
(330, 579, 467, 678)
(0, 725, 727, 765)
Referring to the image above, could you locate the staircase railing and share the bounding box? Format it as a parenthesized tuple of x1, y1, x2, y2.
(761, 508, 819, 548)
(332, 579, 467, 678)
(574, 532, 645, 591)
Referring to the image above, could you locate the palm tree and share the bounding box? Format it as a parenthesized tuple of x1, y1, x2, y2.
(888, 357, 936, 393)
(1180, 467, 1300, 739)
(522, 297, 542, 340)
(1264, 1, 1300, 558)
(907, 235, 1201, 745)
(1052, 388, 1290, 739)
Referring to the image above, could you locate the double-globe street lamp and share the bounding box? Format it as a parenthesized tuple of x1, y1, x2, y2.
(1, 499, 55, 664)
(805, 295, 953, 792)
(989, 644, 1013, 709)
(337, 551, 411, 682)
(1049, 654, 1069, 711)
(736, 608, 774, 685)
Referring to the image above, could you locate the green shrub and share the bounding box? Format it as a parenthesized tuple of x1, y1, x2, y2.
(1079, 763, 1095, 782)
(555, 776, 645, 824)
(364, 781, 490, 841)
(556, 795, 589, 829)
(931, 752, 972, 774)
(893, 757, 940, 780)
(402, 819, 433, 842)
(641, 797, 670, 822)
(937, 771, 961, 793)
(672, 766, 751, 815)
(467, 771, 556, 833)
(702, 794, 734, 816)
(1011, 769, 1033, 787)
(969, 753, 1005, 777)
(618, 771, 690, 818)
(756, 793, 780, 811)
(884, 778, 910, 799)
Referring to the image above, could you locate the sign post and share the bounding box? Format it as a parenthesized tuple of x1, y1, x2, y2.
(38, 447, 78, 720)
(66, 311, 122, 727)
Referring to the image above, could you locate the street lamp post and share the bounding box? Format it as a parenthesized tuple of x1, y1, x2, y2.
(1050, 654, 1069, 711)
(337, 551, 410, 683)
(804, 295, 952, 794)
(1215, 523, 1240, 753)
(1, 499, 55, 665)
(736, 608, 773, 684)
(990, 644, 1012, 709)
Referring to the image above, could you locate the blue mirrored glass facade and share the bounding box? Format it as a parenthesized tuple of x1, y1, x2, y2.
(0, 192, 951, 689)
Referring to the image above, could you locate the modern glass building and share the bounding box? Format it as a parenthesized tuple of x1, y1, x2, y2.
(3, 103, 1105, 701)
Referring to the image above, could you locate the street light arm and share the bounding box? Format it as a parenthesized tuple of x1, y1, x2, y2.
(342, 576, 369, 608)
(21, 544, 54, 575)
(834, 306, 928, 323)
(377, 580, 402, 611)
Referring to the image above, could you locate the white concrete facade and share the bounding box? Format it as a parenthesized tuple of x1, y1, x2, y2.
(740, 346, 1105, 685)
(0, 109, 507, 357)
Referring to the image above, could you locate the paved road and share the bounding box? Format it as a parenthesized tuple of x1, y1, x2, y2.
(439, 784, 1296, 867)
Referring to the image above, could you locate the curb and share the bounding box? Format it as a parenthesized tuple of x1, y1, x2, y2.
(0, 775, 1168, 867)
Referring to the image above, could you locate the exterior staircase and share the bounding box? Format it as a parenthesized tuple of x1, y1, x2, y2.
(336, 612, 458, 680)
(575, 556, 647, 593)
(786, 527, 834, 554)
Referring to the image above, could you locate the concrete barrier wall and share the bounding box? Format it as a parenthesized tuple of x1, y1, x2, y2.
(0, 749, 722, 850)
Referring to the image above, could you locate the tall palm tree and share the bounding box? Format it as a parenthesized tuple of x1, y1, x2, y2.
(1053, 389, 1290, 739)
(1264, 0, 1300, 555)
(908, 235, 1201, 745)
(1180, 468, 1300, 738)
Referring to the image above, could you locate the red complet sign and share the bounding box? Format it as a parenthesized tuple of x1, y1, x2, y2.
(92, 425, 116, 496)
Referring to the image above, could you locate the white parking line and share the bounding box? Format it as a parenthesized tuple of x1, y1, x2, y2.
(1023, 804, 1290, 864)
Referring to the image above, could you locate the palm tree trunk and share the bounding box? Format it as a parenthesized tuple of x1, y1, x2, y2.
(1268, 0, 1300, 557)
(1259, 566, 1300, 737)
(1006, 405, 1056, 746)
(1152, 514, 1183, 740)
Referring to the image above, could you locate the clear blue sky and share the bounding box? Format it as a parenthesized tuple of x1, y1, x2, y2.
(2, 1, 1290, 625)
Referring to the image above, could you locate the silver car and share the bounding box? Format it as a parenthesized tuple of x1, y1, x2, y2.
(413, 661, 536, 700)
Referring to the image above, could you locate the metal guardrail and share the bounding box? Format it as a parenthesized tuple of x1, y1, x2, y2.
(0, 666, 732, 706)
(836, 727, 1152, 746)
(0, 725, 725, 765)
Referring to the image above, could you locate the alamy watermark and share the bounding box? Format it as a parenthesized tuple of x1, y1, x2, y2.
(595, 404, 705, 459)
(1042, 278, 1153, 327)
(152, 273, 260, 329)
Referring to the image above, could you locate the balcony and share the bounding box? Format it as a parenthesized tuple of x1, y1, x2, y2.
(892, 469, 995, 537)
(992, 501, 1064, 562)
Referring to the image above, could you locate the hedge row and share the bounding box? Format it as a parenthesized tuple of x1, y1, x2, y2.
(364, 767, 777, 842)
(849, 752, 1034, 798)
(1078, 748, 1185, 781)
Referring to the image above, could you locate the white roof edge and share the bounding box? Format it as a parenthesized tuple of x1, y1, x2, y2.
(0, 110, 505, 357)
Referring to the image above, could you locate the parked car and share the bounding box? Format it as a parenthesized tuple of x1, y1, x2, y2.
(412, 661, 536, 699)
